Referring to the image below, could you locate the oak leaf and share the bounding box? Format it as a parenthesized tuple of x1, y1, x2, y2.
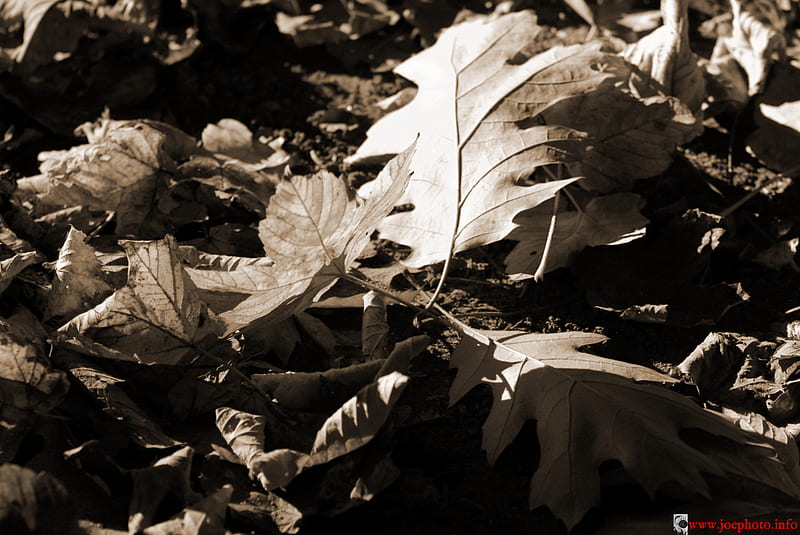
(449, 321, 800, 529)
(185, 145, 414, 334)
(58, 235, 215, 366)
(352, 11, 587, 267)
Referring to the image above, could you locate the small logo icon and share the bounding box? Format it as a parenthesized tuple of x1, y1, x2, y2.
(674, 514, 689, 535)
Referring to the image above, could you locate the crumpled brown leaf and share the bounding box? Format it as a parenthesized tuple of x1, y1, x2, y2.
(362, 291, 388, 359)
(449, 319, 800, 529)
(58, 235, 216, 366)
(622, 0, 706, 112)
(216, 371, 408, 491)
(45, 226, 112, 321)
(708, 0, 788, 96)
(18, 118, 198, 235)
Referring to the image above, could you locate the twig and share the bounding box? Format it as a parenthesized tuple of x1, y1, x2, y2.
(720, 174, 787, 218)
(342, 272, 429, 314)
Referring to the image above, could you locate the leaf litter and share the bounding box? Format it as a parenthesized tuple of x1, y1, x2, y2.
(2, 0, 800, 533)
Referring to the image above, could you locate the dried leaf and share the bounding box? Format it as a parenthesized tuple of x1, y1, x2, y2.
(362, 291, 388, 359)
(201, 118, 289, 175)
(186, 144, 415, 334)
(129, 446, 196, 534)
(274, 0, 400, 46)
(0, 307, 69, 461)
(746, 63, 800, 174)
(57, 351, 181, 448)
(449, 321, 800, 529)
(294, 312, 337, 356)
(0, 250, 41, 296)
(20, 120, 196, 235)
(142, 485, 232, 535)
(678, 332, 746, 398)
(505, 193, 648, 279)
(216, 371, 407, 491)
(0, 464, 74, 535)
(622, 0, 705, 111)
(58, 236, 214, 366)
(46, 226, 112, 321)
(353, 11, 587, 267)
(708, 0, 787, 96)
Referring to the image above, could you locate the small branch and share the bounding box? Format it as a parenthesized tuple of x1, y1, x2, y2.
(720, 174, 787, 218)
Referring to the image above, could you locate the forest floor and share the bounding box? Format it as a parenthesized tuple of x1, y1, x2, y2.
(3, 1, 800, 534)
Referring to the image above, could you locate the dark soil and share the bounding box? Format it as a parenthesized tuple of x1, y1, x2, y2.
(3, 3, 800, 534)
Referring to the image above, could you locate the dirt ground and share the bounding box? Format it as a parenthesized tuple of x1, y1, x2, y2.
(4, 2, 800, 534)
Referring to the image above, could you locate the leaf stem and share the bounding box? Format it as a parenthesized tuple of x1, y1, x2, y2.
(342, 272, 427, 313)
(533, 190, 561, 282)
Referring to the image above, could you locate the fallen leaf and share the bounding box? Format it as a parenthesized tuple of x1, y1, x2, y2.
(678, 332, 746, 399)
(449, 320, 800, 529)
(274, 0, 400, 46)
(746, 63, 800, 174)
(0, 307, 69, 461)
(505, 192, 648, 279)
(362, 291, 388, 359)
(708, 0, 788, 96)
(19, 119, 197, 235)
(128, 446, 196, 534)
(252, 334, 428, 412)
(45, 226, 112, 321)
(294, 311, 337, 356)
(622, 0, 705, 112)
(185, 144, 415, 335)
(58, 235, 215, 366)
(352, 11, 588, 267)
(216, 371, 408, 490)
(142, 485, 232, 535)
(56, 351, 181, 448)
(0, 464, 74, 535)
(201, 118, 289, 174)
(227, 491, 302, 535)
(0, 250, 41, 296)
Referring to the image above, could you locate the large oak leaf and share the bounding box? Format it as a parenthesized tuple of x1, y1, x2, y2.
(185, 145, 414, 334)
(449, 321, 800, 529)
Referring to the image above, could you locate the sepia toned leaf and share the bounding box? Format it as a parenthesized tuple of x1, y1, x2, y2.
(449, 320, 800, 529)
(186, 143, 415, 334)
(505, 193, 648, 278)
(46, 226, 112, 321)
(58, 236, 215, 365)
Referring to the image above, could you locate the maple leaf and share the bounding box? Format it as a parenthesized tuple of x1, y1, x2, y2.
(58, 235, 215, 366)
(45, 226, 112, 321)
(449, 321, 800, 529)
(185, 144, 415, 335)
(505, 192, 648, 279)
